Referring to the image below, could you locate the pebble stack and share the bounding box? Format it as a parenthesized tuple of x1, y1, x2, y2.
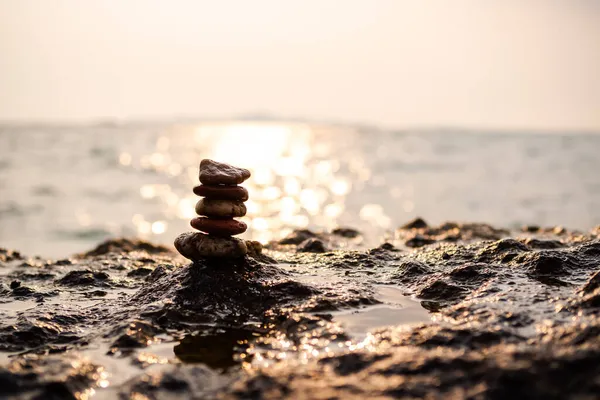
(174, 159, 251, 259)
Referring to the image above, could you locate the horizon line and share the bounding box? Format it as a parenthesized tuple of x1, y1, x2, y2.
(0, 113, 599, 135)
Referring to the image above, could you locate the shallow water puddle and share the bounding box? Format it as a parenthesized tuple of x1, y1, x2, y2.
(80, 340, 175, 391)
(0, 298, 39, 312)
(331, 285, 430, 338)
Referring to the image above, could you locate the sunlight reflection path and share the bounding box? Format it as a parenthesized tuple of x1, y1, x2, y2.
(122, 122, 387, 245)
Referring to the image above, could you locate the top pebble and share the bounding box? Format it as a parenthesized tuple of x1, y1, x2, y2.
(199, 159, 252, 186)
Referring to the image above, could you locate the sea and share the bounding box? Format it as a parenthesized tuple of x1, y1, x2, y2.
(1, 121, 599, 258)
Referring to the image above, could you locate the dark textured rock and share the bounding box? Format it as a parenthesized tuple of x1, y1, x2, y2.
(375, 242, 398, 252)
(319, 352, 391, 376)
(397, 221, 509, 247)
(278, 229, 320, 245)
(449, 264, 493, 282)
(580, 270, 600, 294)
(400, 217, 429, 229)
(1, 227, 600, 399)
(522, 225, 541, 232)
(0, 356, 104, 399)
(127, 267, 154, 277)
(332, 227, 361, 238)
(118, 365, 221, 399)
(132, 254, 317, 323)
(80, 238, 170, 257)
(576, 288, 600, 309)
(482, 238, 530, 254)
(56, 269, 110, 286)
(404, 234, 436, 248)
(298, 238, 327, 253)
(579, 240, 600, 257)
(245, 240, 265, 259)
(0, 248, 22, 262)
(199, 159, 251, 185)
(228, 341, 600, 399)
(393, 260, 430, 282)
(110, 320, 161, 350)
(11, 285, 37, 297)
(512, 251, 583, 279)
(522, 237, 564, 249)
(417, 280, 469, 302)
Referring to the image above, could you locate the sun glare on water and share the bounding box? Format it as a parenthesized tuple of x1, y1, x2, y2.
(113, 121, 389, 245)
(192, 123, 332, 243)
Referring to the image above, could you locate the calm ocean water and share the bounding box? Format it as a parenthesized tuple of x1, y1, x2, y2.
(1, 121, 599, 258)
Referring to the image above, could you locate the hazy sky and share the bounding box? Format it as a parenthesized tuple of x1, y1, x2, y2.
(1, 1, 599, 130)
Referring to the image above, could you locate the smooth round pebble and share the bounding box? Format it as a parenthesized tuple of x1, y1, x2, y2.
(195, 198, 247, 218)
(190, 217, 247, 236)
(193, 184, 249, 201)
(199, 159, 251, 186)
(174, 232, 248, 259)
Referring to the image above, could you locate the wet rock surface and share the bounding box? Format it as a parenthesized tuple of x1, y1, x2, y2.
(0, 221, 599, 399)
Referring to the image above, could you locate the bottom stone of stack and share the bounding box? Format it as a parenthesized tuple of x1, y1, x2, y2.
(174, 232, 248, 259)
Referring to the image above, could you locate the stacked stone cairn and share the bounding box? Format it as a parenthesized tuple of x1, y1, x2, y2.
(174, 159, 251, 259)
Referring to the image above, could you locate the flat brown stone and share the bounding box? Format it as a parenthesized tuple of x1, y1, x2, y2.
(199, 159, 251, 186)
(190, 217, 247, 236)
(195, 199, 247, 218)
(174, 232, 248, 259)
(193, 185, 249, 201)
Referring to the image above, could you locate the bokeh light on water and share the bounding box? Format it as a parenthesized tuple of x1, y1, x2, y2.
(1, 121, 600, 257)
(123, 122, 373, 246)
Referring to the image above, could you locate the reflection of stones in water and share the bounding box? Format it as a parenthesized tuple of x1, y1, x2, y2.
(173, 327, 259, 369)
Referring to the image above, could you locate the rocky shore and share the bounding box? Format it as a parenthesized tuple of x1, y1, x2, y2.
(1, 220, 599, 399)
